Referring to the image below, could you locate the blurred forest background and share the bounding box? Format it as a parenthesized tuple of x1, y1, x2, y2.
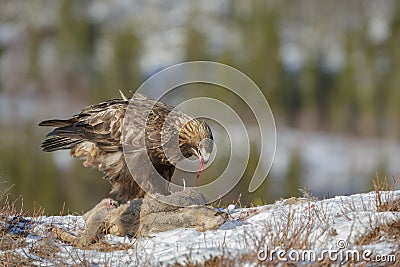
(0, 0, 400, 214)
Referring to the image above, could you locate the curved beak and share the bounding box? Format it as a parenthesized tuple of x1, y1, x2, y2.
(199, 147, 210, 164)
(192, 147, 210, 164)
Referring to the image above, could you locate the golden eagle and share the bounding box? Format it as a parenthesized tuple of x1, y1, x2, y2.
(39, 92, 213, 201)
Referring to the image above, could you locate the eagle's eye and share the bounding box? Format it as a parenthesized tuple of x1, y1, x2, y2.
(179, 119, 214, 163)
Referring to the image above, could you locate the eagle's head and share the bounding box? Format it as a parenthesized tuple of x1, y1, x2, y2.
(179, 119, 213, 165)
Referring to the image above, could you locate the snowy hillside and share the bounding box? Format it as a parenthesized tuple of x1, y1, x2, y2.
(1, 190, 399, 266)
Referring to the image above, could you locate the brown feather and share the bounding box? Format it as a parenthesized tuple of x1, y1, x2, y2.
(39, 93, 213, 201)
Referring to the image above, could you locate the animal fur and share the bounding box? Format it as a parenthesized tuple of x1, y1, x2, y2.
(52, 189, 225, 247)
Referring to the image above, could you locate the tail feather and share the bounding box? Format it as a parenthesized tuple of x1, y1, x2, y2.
(39, 118, 88, 152)
(46, 125, 83, 138)
(41, 136, 82, 152)
(39, 119, 76, 127)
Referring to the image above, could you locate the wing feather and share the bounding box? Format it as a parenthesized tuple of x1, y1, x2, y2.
(39, 94, 184, 201)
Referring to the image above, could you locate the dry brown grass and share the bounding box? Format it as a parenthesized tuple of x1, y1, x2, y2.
(181, 178, 400, 267)
(373, 174, 400, 212)
(354, 175, 400, 246)
(356, 219, 400, 246)
(0, 183, 143, 265)
(1, 177, 399, 266)
(0, 188, 80, 265)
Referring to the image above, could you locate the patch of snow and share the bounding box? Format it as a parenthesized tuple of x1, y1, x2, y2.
(2, 190, 399, 265)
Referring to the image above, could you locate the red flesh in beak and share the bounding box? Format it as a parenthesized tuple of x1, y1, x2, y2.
(194, 155, 205, 188)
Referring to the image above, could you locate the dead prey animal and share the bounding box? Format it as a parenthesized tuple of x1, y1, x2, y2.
(52, 189, 225, 247)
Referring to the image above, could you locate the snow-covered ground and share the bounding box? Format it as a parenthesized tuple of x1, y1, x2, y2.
(2, 190, 399, 266)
